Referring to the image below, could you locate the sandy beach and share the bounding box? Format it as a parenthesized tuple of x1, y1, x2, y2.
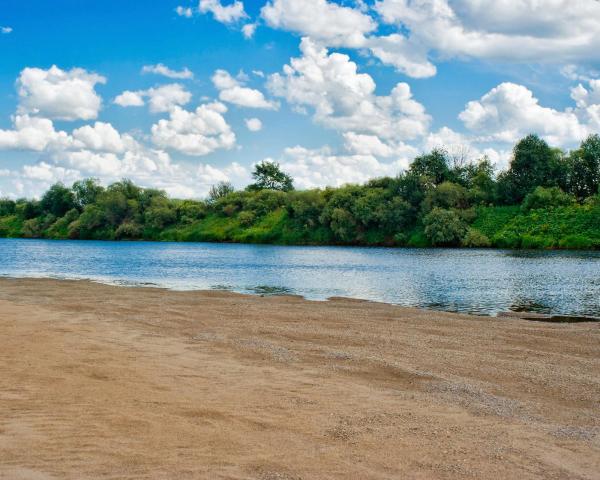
(0, 278, 599, 479)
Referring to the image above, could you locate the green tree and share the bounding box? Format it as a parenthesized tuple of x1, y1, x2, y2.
(422, 181, 469, 213)
(409, 149, 451, 186)
(208, 181, 235, 203)
(567, 134, 600, 200)
(423, 208, 468, 246)
(521, 186, 575, 212)
(0, 198, 16, 216)
(247, 161, 294, 191)
(72, 178, 104, 209)
(498, 135, 565, 204)
(40, 183, 76, 217)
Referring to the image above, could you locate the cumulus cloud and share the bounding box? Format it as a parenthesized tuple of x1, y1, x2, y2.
(0, 115, 72, 152)
(113, 90, 145, 107)
(212, 69, 278, 109)
(175, 6, 193, 17)
(199, 0, 247, 24)
(459, 82, 589, 146)
(275, 145, 411, 189)
(375, 0, 600, 65)
(151, 102, 236, 156)
(261, 0, 376, 48)
(241, 23, 257, 39)
(142, 63, 194, 79)
(268, 38, 430, 140)
(17, 66, 106, 121)
(343, 132, 417, 159)
(259, 0, 435, 77)
(245, 118, 262, 131)
(71, 122, 128, 153)
(1, 26, 12, 34)
(114, 83, 192, 112)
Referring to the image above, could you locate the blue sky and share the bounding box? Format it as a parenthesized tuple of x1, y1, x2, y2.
(1, 0, 599, 198)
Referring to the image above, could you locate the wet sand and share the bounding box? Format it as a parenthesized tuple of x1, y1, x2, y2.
(0, 278, 599, 479)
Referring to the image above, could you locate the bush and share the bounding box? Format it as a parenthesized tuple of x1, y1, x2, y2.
(406, 230, 429, 247)
(238, 210, 256, 227)
(115, 221, 143, 239)
(558, 235, 595, 250)
(521, 186, 574, 212)
(423, 208, 468, 246)
(491, 232, 521, 249)
(461, 228, 491, 247)
(520, 234, 555, 249)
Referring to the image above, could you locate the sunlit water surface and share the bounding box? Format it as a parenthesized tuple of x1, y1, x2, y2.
(1, 238, 599, 317)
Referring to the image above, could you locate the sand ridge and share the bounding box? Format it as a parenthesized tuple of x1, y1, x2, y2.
(0, 278, 599, 479)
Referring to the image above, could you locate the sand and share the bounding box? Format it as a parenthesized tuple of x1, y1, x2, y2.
(0, 278, 599, 480)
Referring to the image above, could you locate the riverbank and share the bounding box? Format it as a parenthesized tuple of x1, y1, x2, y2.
(1, 278, 599, 479)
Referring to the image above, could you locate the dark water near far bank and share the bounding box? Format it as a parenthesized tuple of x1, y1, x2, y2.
(0, 238, 599, 317)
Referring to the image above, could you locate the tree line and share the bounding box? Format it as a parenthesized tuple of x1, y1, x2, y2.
(1, 134, 599, 249)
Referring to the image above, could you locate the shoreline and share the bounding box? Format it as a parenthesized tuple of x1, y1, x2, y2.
(2, 234, 600, 251)
(1, 273, 599, 323)
(1, 277, 599, 479)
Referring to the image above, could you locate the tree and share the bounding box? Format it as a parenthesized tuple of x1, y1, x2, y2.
(409, 149, 451, 186)
(521, 186, 575, 212)
(422, 181, 469, 213)
(40, 183, 76, 217)
(499, 134, 565, 204)
(208, 181, 235, 203)
(0, 198, 16, 217)
(72, 178, 104, 209)
(423, 208, 468, 246)
(247, 161, 294, 191)
(567, 134, 600, 200)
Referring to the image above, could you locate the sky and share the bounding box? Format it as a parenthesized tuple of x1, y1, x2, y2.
(1, 0, 599, 199)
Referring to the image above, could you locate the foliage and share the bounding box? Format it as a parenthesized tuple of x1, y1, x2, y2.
(208, 181, 234, 203)
(521, 186, 575, 212)
(423, 208, 468, 246)
(1, 134, 599, 250)
(461, 228, 491, 248)
(247, 161, 294, 192)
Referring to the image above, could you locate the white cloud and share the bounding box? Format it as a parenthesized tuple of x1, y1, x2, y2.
(142, 63, 194, 79)
(459, 82, 589, 146)
(242, 23, 257, 39)
(113, 84, 192, 112)
(343, 132, 417, 158)
(175, 6, 193, 17)
(276, 145, 410, 189)
(22, 161, 80, 183)
(365, 34, 436, 79)
(17, 66, 106, 121)
(0, 115, 72, 152)
(199, 0, 247, 24)
(268, 38, 430, 140)
(113, 90, 145, 107)
(212, 69, 278, 109)
(375, 0, 600, 65)
(245, 118, 262, 131)
(151, 102, 236, 156)
(146, 84, 192, 113)
(1, 26, 12, 34)
(261, 0, 376, 48)
(570, 79, 600, 131)
(72, 122, 127, 153)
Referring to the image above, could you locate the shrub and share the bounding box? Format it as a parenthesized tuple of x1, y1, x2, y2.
(492, 232, 521, 249)
(423, 208, 468, 246)
(238, 210, 256, 227)
(115, 221, 143, 239)
(558, 235, 595, 250)
(461, 228, 491, 248)
(521, 186, 574, 212)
